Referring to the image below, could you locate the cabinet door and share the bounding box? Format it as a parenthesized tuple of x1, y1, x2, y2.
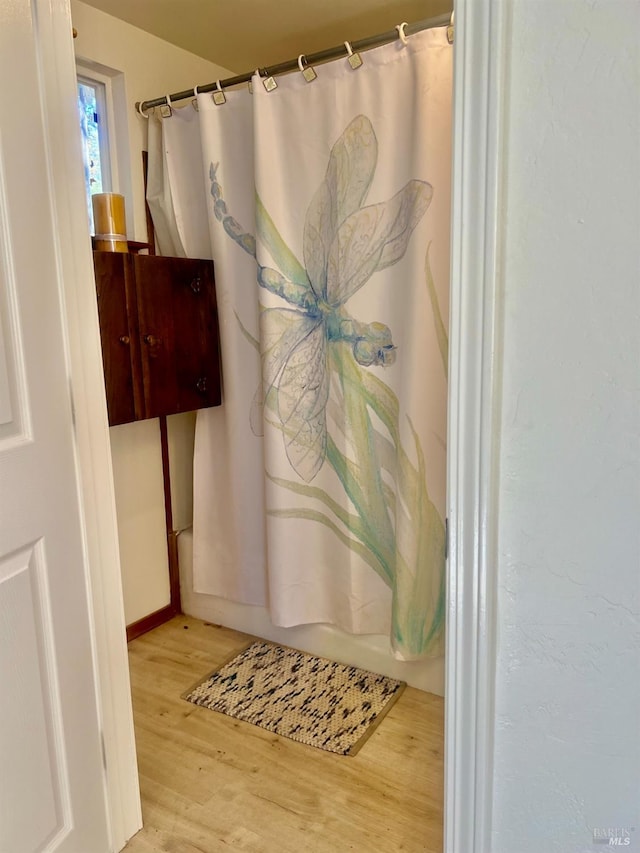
(134, 255, 221, 419)
(93, 251, 141, 426)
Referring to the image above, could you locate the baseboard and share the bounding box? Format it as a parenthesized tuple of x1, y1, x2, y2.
(126, 603, 179, 642)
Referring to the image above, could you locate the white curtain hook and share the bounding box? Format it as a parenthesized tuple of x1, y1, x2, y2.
(136, 101, 149, 119)
(344, 41, 363, 69)
(159, 93, 173, 117)
(447, 11, 455, 44)
(297, 54, 317, 82)
(396, 22, 409, 45)
(212, 79, 226, 105)
(193, 85, 199, 97)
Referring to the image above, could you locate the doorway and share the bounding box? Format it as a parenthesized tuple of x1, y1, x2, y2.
(53, 1, 504, 852)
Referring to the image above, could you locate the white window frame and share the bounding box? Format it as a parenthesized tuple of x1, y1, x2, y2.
(77, 72, 113, 197)
(75, 59, 134, 240)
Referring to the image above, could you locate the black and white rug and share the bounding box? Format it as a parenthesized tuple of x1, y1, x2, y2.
(183, 640, 405, 756)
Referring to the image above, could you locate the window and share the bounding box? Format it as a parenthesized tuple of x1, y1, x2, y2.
(75, 61, 131, 241)
(77, 75, 112, 233)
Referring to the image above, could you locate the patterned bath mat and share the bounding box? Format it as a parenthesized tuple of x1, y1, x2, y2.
(183, 640, 405, 756)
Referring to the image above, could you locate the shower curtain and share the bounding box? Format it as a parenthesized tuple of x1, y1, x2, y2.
(150, 26, 451, 659)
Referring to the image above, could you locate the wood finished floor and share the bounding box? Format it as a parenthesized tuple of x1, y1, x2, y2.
(124, 615, 444, 853)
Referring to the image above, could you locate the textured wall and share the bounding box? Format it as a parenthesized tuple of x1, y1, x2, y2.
(492, 1, 640, 850)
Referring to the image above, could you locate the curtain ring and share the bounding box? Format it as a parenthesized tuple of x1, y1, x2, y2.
(136, 101, 149, 119)
(396, 22, 409, 45)
(192, 85, 199, 111)
(447, 11, 455, 44)
(344, 41, 363, 69)
(297, 54, 317, 83)
(260, 67, 278, 92)
(212, 80, 226, 105)
(160, 93, 173, 117)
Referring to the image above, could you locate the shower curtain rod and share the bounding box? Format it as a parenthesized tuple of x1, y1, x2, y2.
(136, 12, 452, 114)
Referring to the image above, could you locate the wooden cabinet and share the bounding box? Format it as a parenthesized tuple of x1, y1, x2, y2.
(93, 251, 221, 425)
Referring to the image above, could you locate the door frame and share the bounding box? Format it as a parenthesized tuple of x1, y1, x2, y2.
(445, 1, 508, 851)
(35, 2, 141, 850)
(40, 0, 508, 850)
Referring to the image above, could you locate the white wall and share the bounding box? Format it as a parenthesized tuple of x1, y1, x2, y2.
(492, 2, 640, 850)
(72, 1, 232, 624)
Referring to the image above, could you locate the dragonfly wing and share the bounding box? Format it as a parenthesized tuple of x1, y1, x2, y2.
(303, 115, 378, 299)
(250, 308, 320, 435)
(276, 322, 329, 482)
(326, 179, 433, 305)
(303, 181, 333, 301)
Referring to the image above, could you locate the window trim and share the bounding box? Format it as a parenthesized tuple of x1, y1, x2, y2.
(75, 59, 134, 241)
(77, 73, 113, 197)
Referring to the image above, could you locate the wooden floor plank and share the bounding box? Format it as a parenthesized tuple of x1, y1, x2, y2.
(124, 616, 443, 852)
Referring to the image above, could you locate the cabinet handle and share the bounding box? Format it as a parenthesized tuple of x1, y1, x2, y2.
(190, 276, 202, 294)
(195, 376, 208, 394)
(119, 335, 130, 345)
(143, 334, 161, 347)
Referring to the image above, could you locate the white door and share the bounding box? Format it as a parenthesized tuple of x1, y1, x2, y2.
(0, 5, 111, 853)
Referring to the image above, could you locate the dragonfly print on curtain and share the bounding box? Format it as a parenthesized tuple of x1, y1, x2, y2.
(209, 114, 446, 657)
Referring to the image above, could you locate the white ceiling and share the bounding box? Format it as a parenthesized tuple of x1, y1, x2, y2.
(80, 0, 452, 75)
